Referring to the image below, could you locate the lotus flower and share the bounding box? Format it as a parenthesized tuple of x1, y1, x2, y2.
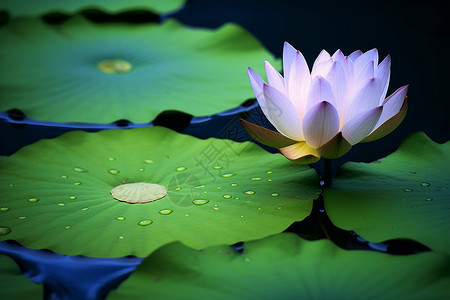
(241, 43, 408, 164)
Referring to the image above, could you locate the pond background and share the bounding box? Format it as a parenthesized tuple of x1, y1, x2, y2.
(1, 0, 449, 299)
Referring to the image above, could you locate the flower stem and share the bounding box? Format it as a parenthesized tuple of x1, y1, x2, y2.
(323, 158, 332, 187)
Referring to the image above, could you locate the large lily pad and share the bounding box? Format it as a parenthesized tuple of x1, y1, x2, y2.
(0, 255, 42, 299)
(0, 0, 186, 16)
(325, 132, 450, 254)
(0, 16, 279, 124)
(108, 233, 450, 299)
(0, 127, 317, 257)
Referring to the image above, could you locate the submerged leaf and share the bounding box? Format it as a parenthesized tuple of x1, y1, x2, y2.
(325, 132, 450, 254)
(0, 255, 42, 299)
(0, 0, 186, 16)
(108, 233, 450, 300)
(0, 127, 317, 257)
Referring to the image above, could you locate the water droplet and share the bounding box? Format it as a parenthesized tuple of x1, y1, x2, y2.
(108, 169, 120, 175)
(18, 216, 26, 220)
(192, 199, 209, 205)
(245, 200, 251, 203)
(0, 226, 11, 235)
(58, 202, 66, 207)
(403, 188, 413, 192)
(176, 166, 187, 172)
(0, 207, 10, 212)
(420, 182, 431, 187)
(271, 193, 279, 197)
(73, 167, 88, 173)
(63, 225, 71, 230)
(277, 206, 283, 210)
(159, 209, 173, 215)
(230, 183, 239, 187)
(144, 160, 154, 164)
(221, 173, 236, 178)
(116, 216, 126, 221)
(251, 177, 262, 181)
(118, 235, 125, 240)
(440, 186, 448, 190)
(223, 194, 232, 199)
(216, 186, 222, 189)
(213, 207, 220, 211)
(196, 185, 206, 188)
(244, 190, 255, 195)
(266, 171, 273, 174)
(73, 182, 82, 186)
(81, 207, 89, 211)
(240, 215, 244, 218)
(257, 207, 262, 211)
(61, 175, 68, 179)
(267, 179, 273, 182)
(69, 196, 77, 200)
(138, 168, 145, 172)
(212, 166, 223, 170)
(27, 198, 39, 203)
(138, 219, 153, 226)
(235, 197, 240, 200)
(108, 157, 116, 161)
(425, 198, 433, 202)
(174, 187, 182, 191)
(185, 214, 189, 217)
(8, 183, 14, 187)
(244, 257, 251, 262)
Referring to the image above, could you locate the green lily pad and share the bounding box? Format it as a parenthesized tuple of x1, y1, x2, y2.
(0, 0, 186, 16)
(0, 16, 279, 124)
(325, 132, 450, 254)
(0, 127, 317, 258)
(108, 233, 450, 299)
(0, 255, 42, 299)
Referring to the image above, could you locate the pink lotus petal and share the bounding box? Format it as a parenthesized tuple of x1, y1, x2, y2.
(341, 106, 383, 145)
(302, 101, 340, 148)
(345, 77, 383, 123)
(376, 55, 391, 102)
(374, 85, 409, 130)
(306, 76, 336, 110)
(348, 50, 363, 62)
(354, 48, 379, 72)
(263, 83, 304, 140)
(283, 42, 297, 79)
(287, 50, 310, 117)
(311, 49, 332, 77)
(265, 61, 285, 94)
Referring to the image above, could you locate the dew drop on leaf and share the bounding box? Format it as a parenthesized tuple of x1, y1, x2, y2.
(221, 173, 236, 178)
(192, 199, 209, 205)
(0, 226, 11, 235)
(108, 169, 120, 175)
(159, 209, 173, 215)
(138, 219, 153, 226)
